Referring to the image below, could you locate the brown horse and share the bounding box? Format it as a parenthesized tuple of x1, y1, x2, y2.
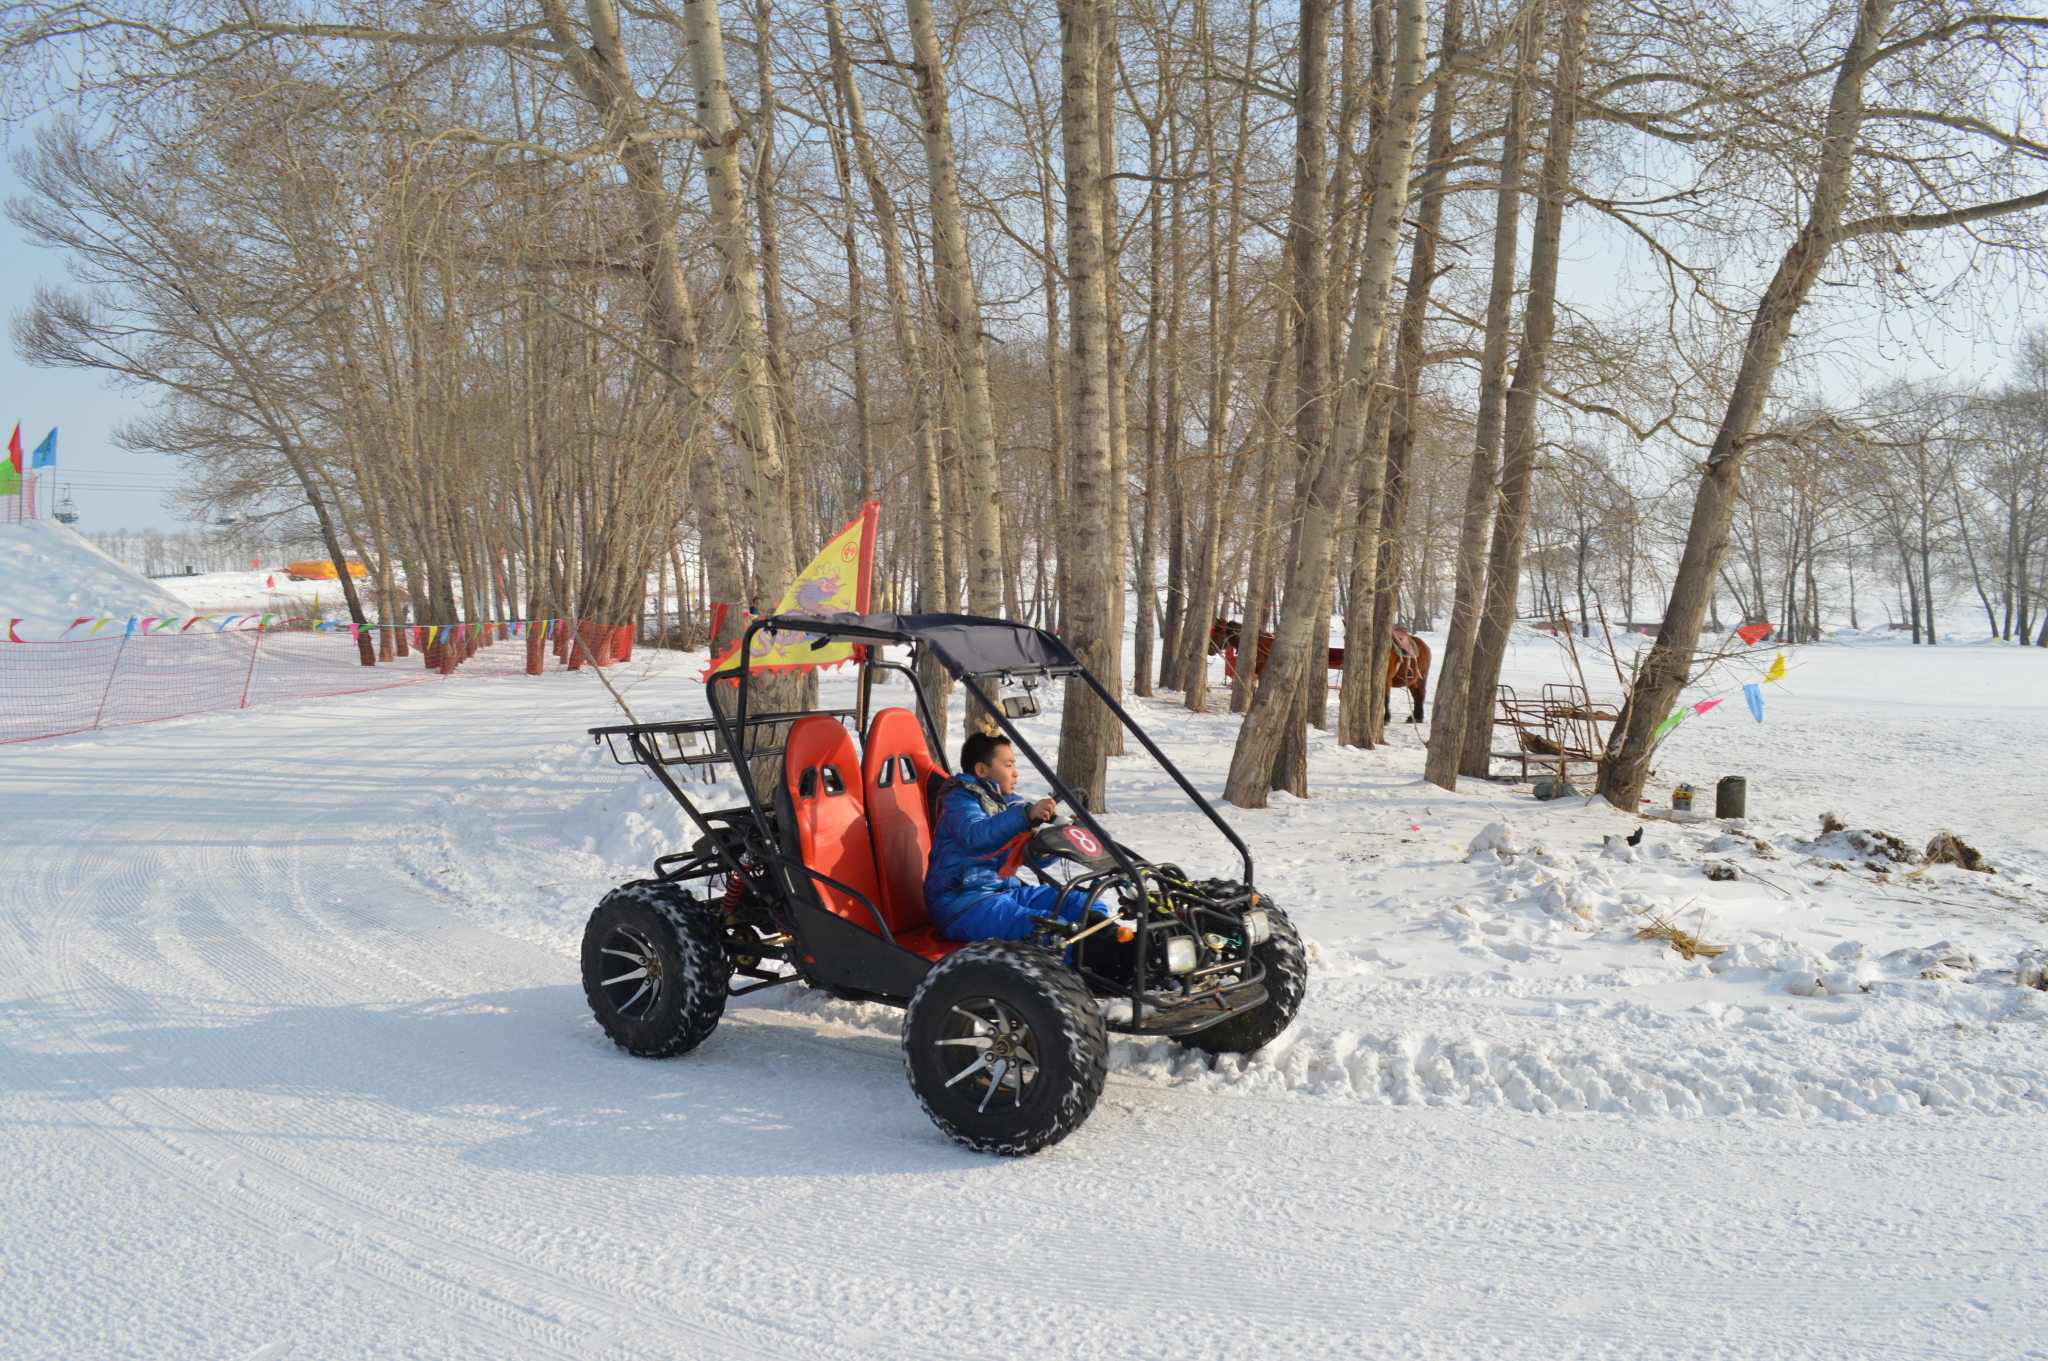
(1208, 617, 1429, 720)
(1387, 626, 1430, 723)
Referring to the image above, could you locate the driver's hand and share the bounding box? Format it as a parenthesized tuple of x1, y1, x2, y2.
(1027, 797, 1058, 825)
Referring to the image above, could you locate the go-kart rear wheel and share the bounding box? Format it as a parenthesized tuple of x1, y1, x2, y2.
(581, 882, 727, 1058)
(1189, 901, 1307, 1055)
(904, 942, 1107, 1156)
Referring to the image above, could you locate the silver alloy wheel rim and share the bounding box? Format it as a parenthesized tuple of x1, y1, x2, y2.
(599, 926, 665, 1018)
(934, 997, 1041, 1113)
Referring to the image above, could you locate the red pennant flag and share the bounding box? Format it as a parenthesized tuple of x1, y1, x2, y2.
(6, 425, 21, 472)
(1736, 622, 1771, 645)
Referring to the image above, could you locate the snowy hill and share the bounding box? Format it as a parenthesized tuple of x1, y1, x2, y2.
(0, 517, 188, 619)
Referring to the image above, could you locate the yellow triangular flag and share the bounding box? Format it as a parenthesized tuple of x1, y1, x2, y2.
(705, 502, 879, 679)
(1764, 652, 1786, 683)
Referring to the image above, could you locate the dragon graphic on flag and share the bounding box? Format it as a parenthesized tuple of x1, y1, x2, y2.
(704, 502, 879, 680)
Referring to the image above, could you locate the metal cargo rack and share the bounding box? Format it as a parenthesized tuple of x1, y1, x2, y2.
(590, 708, 856, 770)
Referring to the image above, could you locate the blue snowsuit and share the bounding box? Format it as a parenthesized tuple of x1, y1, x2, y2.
(924, 775, 1083, 941)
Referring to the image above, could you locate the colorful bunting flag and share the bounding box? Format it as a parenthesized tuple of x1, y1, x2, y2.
(1764, 652, 1786, 683)
(1652, 709, 1688, 741)
(1744, 682, 1763, 722)
(1691, 699, 1723, 716)
(1736, 622, 1771, 645)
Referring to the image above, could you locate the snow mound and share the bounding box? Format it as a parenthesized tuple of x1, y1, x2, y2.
(0, 518, 187, 619)
(1464, 820, 1520, 862)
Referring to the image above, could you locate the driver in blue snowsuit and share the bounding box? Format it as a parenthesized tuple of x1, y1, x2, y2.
(925, 732, 1093, 941)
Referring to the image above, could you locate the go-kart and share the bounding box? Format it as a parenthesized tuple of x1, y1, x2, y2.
(580, 612, 1305, 1154)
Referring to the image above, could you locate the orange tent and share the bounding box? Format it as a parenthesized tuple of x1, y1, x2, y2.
(286, 560, 368, 580)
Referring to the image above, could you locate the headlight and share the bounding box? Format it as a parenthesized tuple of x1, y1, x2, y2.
(1165, 937, 1197, 973)
(1243, 910, 1271, 945)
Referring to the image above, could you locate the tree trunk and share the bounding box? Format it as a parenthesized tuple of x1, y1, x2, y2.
(1233, 414, 1286, 714)
(682, 0, 797, 610)
(1055, 0, 1118, 811)
(1427, 21, 1529, 784)
(1224, 0, 1429, 808)
(1098, 33, 1129, 744)
(750, 0, 800, 466)
(283, 443, 375, 662)
(1599, 0, 1897, 808)
(1341, 0, 1463, 748)
(1175, 33, 1254, 711)
(1133, 119, 1167, 698)
(1281, 0, 1333, 763)
(1462, 0, 1588, 783)
(904, 0, 1005, 623)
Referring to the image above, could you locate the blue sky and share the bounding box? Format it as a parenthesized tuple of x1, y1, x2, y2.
(0, 153, 178, 531)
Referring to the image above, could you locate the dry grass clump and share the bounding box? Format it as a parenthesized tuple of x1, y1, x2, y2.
(1925, 831, 1993, 873)
(1635, 903, 1726, 960)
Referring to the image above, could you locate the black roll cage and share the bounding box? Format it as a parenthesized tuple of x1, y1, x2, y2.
(718, 613, 1252, 882)
(738, 616, 1257, 1011)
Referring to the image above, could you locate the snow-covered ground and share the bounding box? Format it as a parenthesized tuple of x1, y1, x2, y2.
(4, 634, 2045, 1358)
(155, 567, 334, 617)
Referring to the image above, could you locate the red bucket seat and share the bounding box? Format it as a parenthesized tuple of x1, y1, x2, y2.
(779, 715, 886, 935)
(860, 707, 958, 962)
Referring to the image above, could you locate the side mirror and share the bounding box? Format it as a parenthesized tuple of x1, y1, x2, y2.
(999, 692, 1041, 719)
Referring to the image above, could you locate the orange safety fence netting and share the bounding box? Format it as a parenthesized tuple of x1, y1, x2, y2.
(1, 619, 637, 745)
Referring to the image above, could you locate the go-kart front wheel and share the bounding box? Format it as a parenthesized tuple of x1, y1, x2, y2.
(1188, 901, 1306, 1055)
(903, 942, 1108, 1156)
(581, 882, 727, 1058)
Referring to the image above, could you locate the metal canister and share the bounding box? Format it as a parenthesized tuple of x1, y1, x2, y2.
(1716, 775, 1747, 819)
(1672, 783, 1695, 812)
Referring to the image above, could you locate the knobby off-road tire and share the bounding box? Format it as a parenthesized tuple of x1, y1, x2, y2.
(903, 942, 1108, 1156)
(1190, 902, 1307, 1055)
(582, 882, 727, 1058)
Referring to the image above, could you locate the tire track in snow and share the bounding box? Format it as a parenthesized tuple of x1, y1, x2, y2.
(1, 701, 873, 1361)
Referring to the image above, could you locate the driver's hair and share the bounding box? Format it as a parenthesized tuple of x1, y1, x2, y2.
(960, 731, 1011, 775)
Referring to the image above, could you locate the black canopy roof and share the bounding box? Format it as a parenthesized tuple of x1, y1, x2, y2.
(757, 611, 1078, 679)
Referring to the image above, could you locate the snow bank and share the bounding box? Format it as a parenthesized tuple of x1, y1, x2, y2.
(0, 518, 187, 619)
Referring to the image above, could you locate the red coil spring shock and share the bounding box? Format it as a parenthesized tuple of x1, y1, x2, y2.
(721, 872, 744, 915)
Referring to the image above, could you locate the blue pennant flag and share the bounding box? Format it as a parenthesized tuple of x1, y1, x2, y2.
(29, 429, 55, 468)
(1743, 682, 1763, 723)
